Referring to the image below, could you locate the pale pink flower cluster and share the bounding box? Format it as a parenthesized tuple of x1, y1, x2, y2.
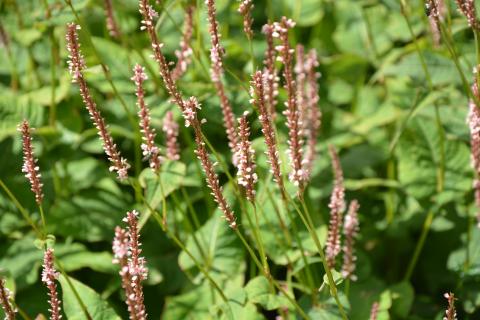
(262, 24, 280, 119)
(238, 0, 254, 39)
(132, 64, 162, 172)
(185, 97, 237, 228)
(66, 23, 130, 180)
(250, 71, 284, 193)
(205, 0, 239, 156)
(172, 5, 194, 81)
(273, 17, 305, 189)
(162, 111, 180, 161)
(326, 146, 346, 268)
(342, 200, 360, 281)
(301, 49, 321, 180)
(41, 249, 62, 320)
(18, 120, 44, 204)
(113, 210, 148, 320)
(104, 0, 121, 38)
(455, 0, 479, 30)
(468, 81, 480, 226)
(369, 302, 379, 320)
(443, 293, 457, 320)
(0, 278, 16, 320)
(234, 112, 258, 202)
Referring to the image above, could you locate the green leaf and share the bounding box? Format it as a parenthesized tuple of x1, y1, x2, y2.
(58, 275, 121, 320)
(396, 117, 471, 200)
(178, 214, 244, 282)
(389, 282, 414, 318)
(139, 160, 186, 211)
(245, 276, 290, 310)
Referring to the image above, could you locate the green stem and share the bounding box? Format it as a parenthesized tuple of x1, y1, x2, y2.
(404, 210, 434, 281)
(0, 179, 41, 237)
(57, 263, 93, 320)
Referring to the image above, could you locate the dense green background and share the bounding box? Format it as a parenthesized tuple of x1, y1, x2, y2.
(1, 0, 479, 319)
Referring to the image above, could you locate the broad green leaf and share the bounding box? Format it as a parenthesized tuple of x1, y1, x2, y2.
(139, 160, 186, 212)
(396, 117, 471, 200)
(178, 214, 244, 282)
(389, 282, 414, 318)
(245, 276, 291, 310)
(58, 275, 121, 320)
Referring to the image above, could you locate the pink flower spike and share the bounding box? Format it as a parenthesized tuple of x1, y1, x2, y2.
(234, 112, 258, 203)
(104, 0, 121, 38)
(238, 0, 254, 39)
(0, 278, 16, 320)
(132, 64, 162, 172)
(205, 0, 239, 158)
(326, 145, 346, 268)
(172, 5, 195, 81)
(162, 111, 180, 161)
(262, 23, 279, 120)
(113, 211, 148, 320)
(273, 17, 305, 190)
(18, 120, 44, 205)
(66, 23, 130, 180)
(341, 200, 360, 281)
(41, 249, 62, 320)
(443, 292, 457, 320)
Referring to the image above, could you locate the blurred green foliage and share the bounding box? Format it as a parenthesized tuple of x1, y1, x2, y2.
(1, 0, 480, 319)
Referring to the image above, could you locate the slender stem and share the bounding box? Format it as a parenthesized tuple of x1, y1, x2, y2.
(56, 263, 93, 320)
(284, 192, 348, 320)
(234, 229, 310, 320)
(38, 205, 47, 234)
(0, 179, 41, 236)
(404, 210, 434, 281)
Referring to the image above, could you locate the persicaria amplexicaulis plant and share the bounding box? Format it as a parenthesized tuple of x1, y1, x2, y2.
(162, 111, 180, 161)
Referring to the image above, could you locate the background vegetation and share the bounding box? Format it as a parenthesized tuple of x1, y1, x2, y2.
(0, 0, 479, 319)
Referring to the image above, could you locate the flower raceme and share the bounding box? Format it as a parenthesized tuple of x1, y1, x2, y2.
(234, 112, 258, 203)
(66, 23, 130, 180)
(18, 120, 43, 205)
(0, 278, 16, 320)
(205, 0, 239, 157)
(171, 5, 195, 81)
(162, 111, 180, 161)
(183, 97, 237, 229)
(326, 145, 346, 268)
(342, 200, 360, 281)
(273, 17, 305, 190)
(250, 71, 285, 195)
(41, 249, 62, 320)
(238, 0, 254, 39)
(131, 64, 163, 172)
(113, 210, 148, 320)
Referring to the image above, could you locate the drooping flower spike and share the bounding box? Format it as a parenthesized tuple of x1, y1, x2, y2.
(66, 23, 130, 180)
